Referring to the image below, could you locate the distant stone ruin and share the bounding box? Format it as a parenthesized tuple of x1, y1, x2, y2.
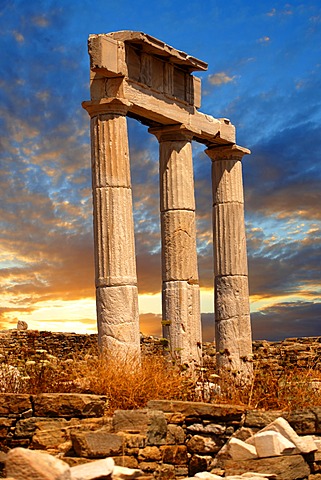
(82, 31, 252, 380)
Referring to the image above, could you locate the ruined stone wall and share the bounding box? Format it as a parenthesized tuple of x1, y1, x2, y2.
(0, 330, 321, 373)
(0, 395, 320, 479)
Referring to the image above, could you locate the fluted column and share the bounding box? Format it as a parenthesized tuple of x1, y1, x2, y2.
(149, 125, 202, 365)
(205, 144, 252, 382)
(83, 98, 140, 361)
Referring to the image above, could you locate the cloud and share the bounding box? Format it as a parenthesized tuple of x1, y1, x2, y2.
(266, 8, 276, 17)
(257, 36, 270, 43)
(32, 15, 50, 27)
(208, 72, 236, 86)
(12, 30, 24, 43)
(251, 301, 321, 341)
(139, 313, 162, 337)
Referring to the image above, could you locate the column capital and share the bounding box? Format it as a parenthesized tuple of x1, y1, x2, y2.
(205, 144, 251, 161)
(149, 124, 194, 142)
(82, 97, 131, 117)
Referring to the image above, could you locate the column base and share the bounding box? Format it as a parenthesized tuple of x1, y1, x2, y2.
(215, 315, 253, 384)
(162, 280, 202, 366)
(97, 285, 140, 361)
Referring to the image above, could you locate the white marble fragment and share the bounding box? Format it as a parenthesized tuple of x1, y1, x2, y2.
(70, 458, 114, 480)
(228, 438, 258, 460)
(246, 417, 317, 454)
(112, 465, 144, 478)
(253, 431, 296, 458)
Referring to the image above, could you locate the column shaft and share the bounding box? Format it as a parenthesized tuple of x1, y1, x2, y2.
(150, 125, 202, 365)
(87, 101, 140, 360)
(206, 145, 253, 382)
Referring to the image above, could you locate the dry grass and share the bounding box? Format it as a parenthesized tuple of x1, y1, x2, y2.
(216, 362, 321, 411)
(0, 347, 320, 413)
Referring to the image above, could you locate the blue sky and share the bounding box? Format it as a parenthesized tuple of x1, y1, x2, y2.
(0, 0, 320, 341)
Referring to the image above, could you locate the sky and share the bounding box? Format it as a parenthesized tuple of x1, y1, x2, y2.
(0, 0, 320, 341)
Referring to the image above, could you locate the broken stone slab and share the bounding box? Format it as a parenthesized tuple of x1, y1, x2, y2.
(112, 409, 167, 446)
(146, 400, 245, 421)
(228, 438, 257, 461)
(246, 417, 317, 454)
(240, 474, 276, 479)
(0, 393, 32, 415)
(5, 447, 71, 480)
(32, 394, 107, 418)
(194, 472, 223, 479)
(112, 465, 146, 478)
(251, 431, 296, 458)
(71, 431, 124, 458)
(70, 457, 114, 480)
(223, 454, 310, 480)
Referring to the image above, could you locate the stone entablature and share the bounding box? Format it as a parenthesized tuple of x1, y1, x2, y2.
(82, 31, 253, 379)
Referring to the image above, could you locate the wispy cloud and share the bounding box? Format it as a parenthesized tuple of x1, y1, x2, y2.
(12, 30, 24, 43)
(208, 72, 236, 86)
(257, 36, 270, 43)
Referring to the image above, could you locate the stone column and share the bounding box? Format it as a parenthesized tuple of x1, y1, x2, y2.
(205, 144, 253, 382)
(149, 125, 202, 365)
(83, 99, 140, 361)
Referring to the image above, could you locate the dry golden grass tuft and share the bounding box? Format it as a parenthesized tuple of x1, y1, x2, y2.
(217, 362, 321, 411)
(69, 353, 193, 412)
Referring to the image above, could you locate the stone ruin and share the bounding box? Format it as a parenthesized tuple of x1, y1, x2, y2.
(82, 31, 252, 380)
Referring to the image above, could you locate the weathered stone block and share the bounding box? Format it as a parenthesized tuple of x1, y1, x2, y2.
(113, 409, 149, 433)
(32, 394, 107, 418)
(284, 411, 316, 435)
(122, 433, 147, 449)
(70, 457, 114, 480)
(147, 400, 245, 421)
(186, 435, 218, 454)
(5, 447, 71, 480)
(113, 409, 167, 446)
(31, 419, 69, 450)
(147, 411, 168, 446)
(224, 454, 310, 480)
(166, 424, 185, 444)
(228, 438, 257, 460)
(113, 465, 146, 478)
(160, 445, 188, 465)
(0, 394, 31, 415)
(113, 455, 139, 469)
(0, 418, 14, 438)
(253, 431, 296, 458)
(71, 431, 124, 458)
(139, 461, 159, 472)
(188, 455, 212, 477)
(154, 463, 176, 479)
(244, 411, 283, 429)
(138, 446, 161, 461)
